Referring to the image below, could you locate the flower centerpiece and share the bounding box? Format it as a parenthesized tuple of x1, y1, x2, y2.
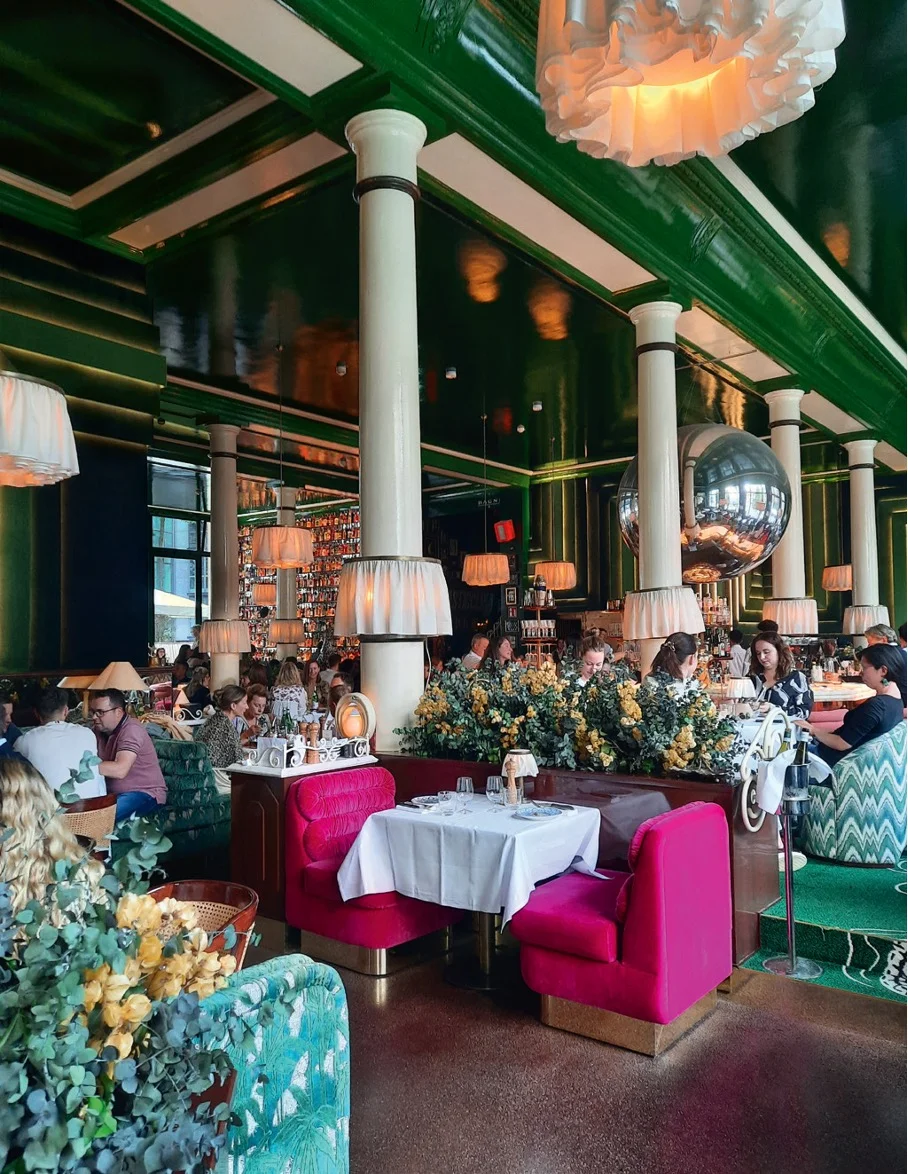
(0, 818, 254, 1172)
(397, 661, 738, 778)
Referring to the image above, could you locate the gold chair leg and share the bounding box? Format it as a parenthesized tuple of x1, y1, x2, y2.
(540, 990, 718, 1056)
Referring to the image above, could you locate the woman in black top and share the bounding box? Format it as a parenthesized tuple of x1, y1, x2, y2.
(796, 644, 905, 768)
(749, 631, 813, 720)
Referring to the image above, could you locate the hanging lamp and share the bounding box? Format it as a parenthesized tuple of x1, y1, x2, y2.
(252, 582, 277, 607)
(251, 341, 313, 569)
(462, 412, 510, 587)
(536, 0, 846, 167)
(0, 357, 79, 487)
(534, 434, 577, 592)
(821, 564, 852, 593)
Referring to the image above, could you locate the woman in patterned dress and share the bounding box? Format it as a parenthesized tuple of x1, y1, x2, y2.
(749, 631, 814, 720)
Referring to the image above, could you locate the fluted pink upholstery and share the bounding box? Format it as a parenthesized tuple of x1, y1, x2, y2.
(285, 766, 459, 949)
(510, 802, 732, 1025)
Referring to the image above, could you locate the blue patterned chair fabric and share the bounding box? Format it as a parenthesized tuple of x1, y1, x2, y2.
(803, 722, 907, 865)
(209, 954, 350, 1174)
(111, 740, 230, 873)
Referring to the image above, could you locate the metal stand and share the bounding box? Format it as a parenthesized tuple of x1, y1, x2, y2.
(764, 803, 822, 980)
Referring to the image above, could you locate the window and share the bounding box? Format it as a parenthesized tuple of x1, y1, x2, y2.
(149, 459, 211, 657)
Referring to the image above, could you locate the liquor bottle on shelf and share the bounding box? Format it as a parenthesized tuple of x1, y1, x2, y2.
(533, 573, 547, 607)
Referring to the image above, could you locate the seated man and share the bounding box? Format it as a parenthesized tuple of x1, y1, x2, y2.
(16, 686, 104, 799)
(0, 689, 23, 757)
(90, 688, 167, 820)
(462, 633, 490, 671)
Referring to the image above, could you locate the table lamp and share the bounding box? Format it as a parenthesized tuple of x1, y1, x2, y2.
(89, 662, 151, 692)
(724, 677, 756, 718)
(173, 688, 191, 723)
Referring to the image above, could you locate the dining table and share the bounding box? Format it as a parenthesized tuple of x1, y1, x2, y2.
(337, 795, 601, 988)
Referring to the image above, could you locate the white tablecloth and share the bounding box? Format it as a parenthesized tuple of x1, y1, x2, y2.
(337, 798, 601, 924)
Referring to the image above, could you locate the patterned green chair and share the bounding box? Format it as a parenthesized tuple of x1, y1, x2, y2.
(210, 954, 350, 1173)
(111, 740, 231, 877)
(803, 722, 907, 864)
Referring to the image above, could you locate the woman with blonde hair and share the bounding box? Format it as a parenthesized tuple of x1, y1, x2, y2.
(271, 657, 309, 724)
(0, 758, 104, 919)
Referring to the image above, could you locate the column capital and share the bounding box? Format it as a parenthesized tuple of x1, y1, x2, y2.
(627, 300, 684, 328)
(844, 437, 878, 466)
(345, 109, 427, 183)
(206, 422, 240, 451)
(764, 388, 805, 421)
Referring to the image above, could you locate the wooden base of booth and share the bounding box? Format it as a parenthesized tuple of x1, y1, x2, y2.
(540, 990, 718, 1056)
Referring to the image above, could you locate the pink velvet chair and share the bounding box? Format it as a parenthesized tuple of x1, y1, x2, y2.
(510, 801, 732, 1055)
(809, 707, 848, 732)
(285, 765, 460, 975)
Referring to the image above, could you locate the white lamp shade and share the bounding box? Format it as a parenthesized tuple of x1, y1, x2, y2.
(503, 750, 539, 778)
(821, 564, 852, 592)
(623, 586, 705, 640)
(536, 0, 845, 167)
(761, 598, 819, 635)
(58, 674, 99, 689)
(534, 560, 577, 592)
(462, 552, 510, 587)
(252, 582, 277, 607)
(0, 373, 79, 487)
(198, 619, 251, 654)
(174, 688, 190, 709)
(724, 677, 757, 701)
(252, 525, 313, 568)
(270, 618, 305, 644)
(335, 557, 452, 638)
(90, 662, 150, 692)
(843, 604, 891, 636)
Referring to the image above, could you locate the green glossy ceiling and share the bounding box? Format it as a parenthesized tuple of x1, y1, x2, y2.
(732, 0, 907, 347)
(0, 0, 253, 193)
(149, 173, 770, 469)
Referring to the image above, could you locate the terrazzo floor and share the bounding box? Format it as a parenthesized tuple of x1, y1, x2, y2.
(338, 956, 906, 1174)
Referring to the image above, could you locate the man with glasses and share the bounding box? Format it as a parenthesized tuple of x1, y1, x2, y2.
(91, 689, 167, 820)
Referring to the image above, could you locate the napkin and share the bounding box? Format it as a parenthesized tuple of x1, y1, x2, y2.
(756, 750, 833, 814)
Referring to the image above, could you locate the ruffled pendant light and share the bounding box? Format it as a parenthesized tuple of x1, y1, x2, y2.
(251, 341, 313, 569)
(462, 412, 510, 587)
(536, 0, 846, 167)
(252, 582, 278, 607)
(0, 362, 79, 487)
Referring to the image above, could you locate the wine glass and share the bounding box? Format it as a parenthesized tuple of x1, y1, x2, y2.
(456, 777, 473, 812)
(485, 776, 503, 806)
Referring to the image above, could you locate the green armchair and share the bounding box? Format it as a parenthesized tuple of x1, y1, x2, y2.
(803, 722, 907, 864)
(210, 954, 350, 1173)
(111, 740, 230, 877)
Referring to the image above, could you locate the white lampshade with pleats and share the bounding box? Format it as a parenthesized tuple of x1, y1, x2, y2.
(252, 582, 277, 607)
(270, 618, 305, 645)
(252, 525, 313, 569)
(198, 619, 251, 655)
(462, 552, 510, 587)
(0, 372, 79, 487)
(534, 560, 577, 592)
(821, 565, 852, 592)
(335, 557, 452, 638)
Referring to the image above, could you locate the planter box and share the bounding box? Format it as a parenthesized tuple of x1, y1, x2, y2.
(381, 754, 779, 966)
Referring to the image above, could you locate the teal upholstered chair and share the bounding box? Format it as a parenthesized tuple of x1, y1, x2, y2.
(210, 954, 350, 1173)
(111, 740, 231, 877)
(803, 722, 907, 864)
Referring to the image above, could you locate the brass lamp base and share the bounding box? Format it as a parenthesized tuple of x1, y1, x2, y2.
(540, 990, 717, 1056)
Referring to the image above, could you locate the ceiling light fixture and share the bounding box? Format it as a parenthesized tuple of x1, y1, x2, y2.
(517, 424, 526, 434)
(252, 341, 314, 569)
(536, 0, 845, 167)
(445, 366, 457, 380)
(336, 360, 347, 376)
(0, 361, 79, 488)
(462, 412, 510, 587)
(532, 401, 543, 412)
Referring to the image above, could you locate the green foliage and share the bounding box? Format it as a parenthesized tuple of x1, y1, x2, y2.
(396, 661, 739, 778)
(0, 819, 259, 1174)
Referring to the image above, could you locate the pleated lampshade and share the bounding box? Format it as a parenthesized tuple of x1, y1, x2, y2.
(252, 525, 313, 569)
(270, 618, 305, 644)
(198, 619, 251, 655)
(252, 582, 277, 607)
(761, 598, 819, 635)
(843, 604, 891, 636)
(821, 564, 852, 592)
(534, 560, 577, 592)
(462, 552, 510, 587)
(89, 662, 150, 692)
(0, 372, 80, 487)
(335, 557, 452, 638)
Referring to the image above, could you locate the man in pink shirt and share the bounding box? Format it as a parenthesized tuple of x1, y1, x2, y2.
(91, 689, 167, 821)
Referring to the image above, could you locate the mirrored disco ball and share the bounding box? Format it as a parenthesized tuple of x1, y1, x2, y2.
(617, 424, 791, 583)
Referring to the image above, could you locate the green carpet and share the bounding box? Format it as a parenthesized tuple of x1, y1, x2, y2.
(742, 858, 907, 1003)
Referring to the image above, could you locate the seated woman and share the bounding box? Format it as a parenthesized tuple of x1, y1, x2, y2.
(479, 635, 515, 672)
(193, 685, 248, 792)
(236, 684, 269, 743)
(184, 666, 212, 715)
(0, 758, 104, 921)
(301, 658, 323, 708)
(749, 631, 813, 720)
(796, 644, 906, 769)
(575, 636, 608, 687)
(271, 659, 309, 724)
(645, 632, 699, 690)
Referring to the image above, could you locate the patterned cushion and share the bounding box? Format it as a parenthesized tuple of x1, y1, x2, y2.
(209, 954, 350, 1173)
(803, 723, 907, 864)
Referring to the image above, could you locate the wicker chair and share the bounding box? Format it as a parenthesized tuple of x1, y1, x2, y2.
(60, 795, 117, 855)
(149, 880, 259, 968)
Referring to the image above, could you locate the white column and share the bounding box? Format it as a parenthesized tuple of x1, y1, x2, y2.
(346, 109, 427, 751)
(762, 390, 818, 634)
(624, 301, 702, 674)
(209, 423, 241, 688)
(275, 486, 299, 660)
(843, 438, 889, 636)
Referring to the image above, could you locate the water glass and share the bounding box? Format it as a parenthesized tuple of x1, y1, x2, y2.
(437, 790, 457, 816)
(485, 776, 503, 806)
